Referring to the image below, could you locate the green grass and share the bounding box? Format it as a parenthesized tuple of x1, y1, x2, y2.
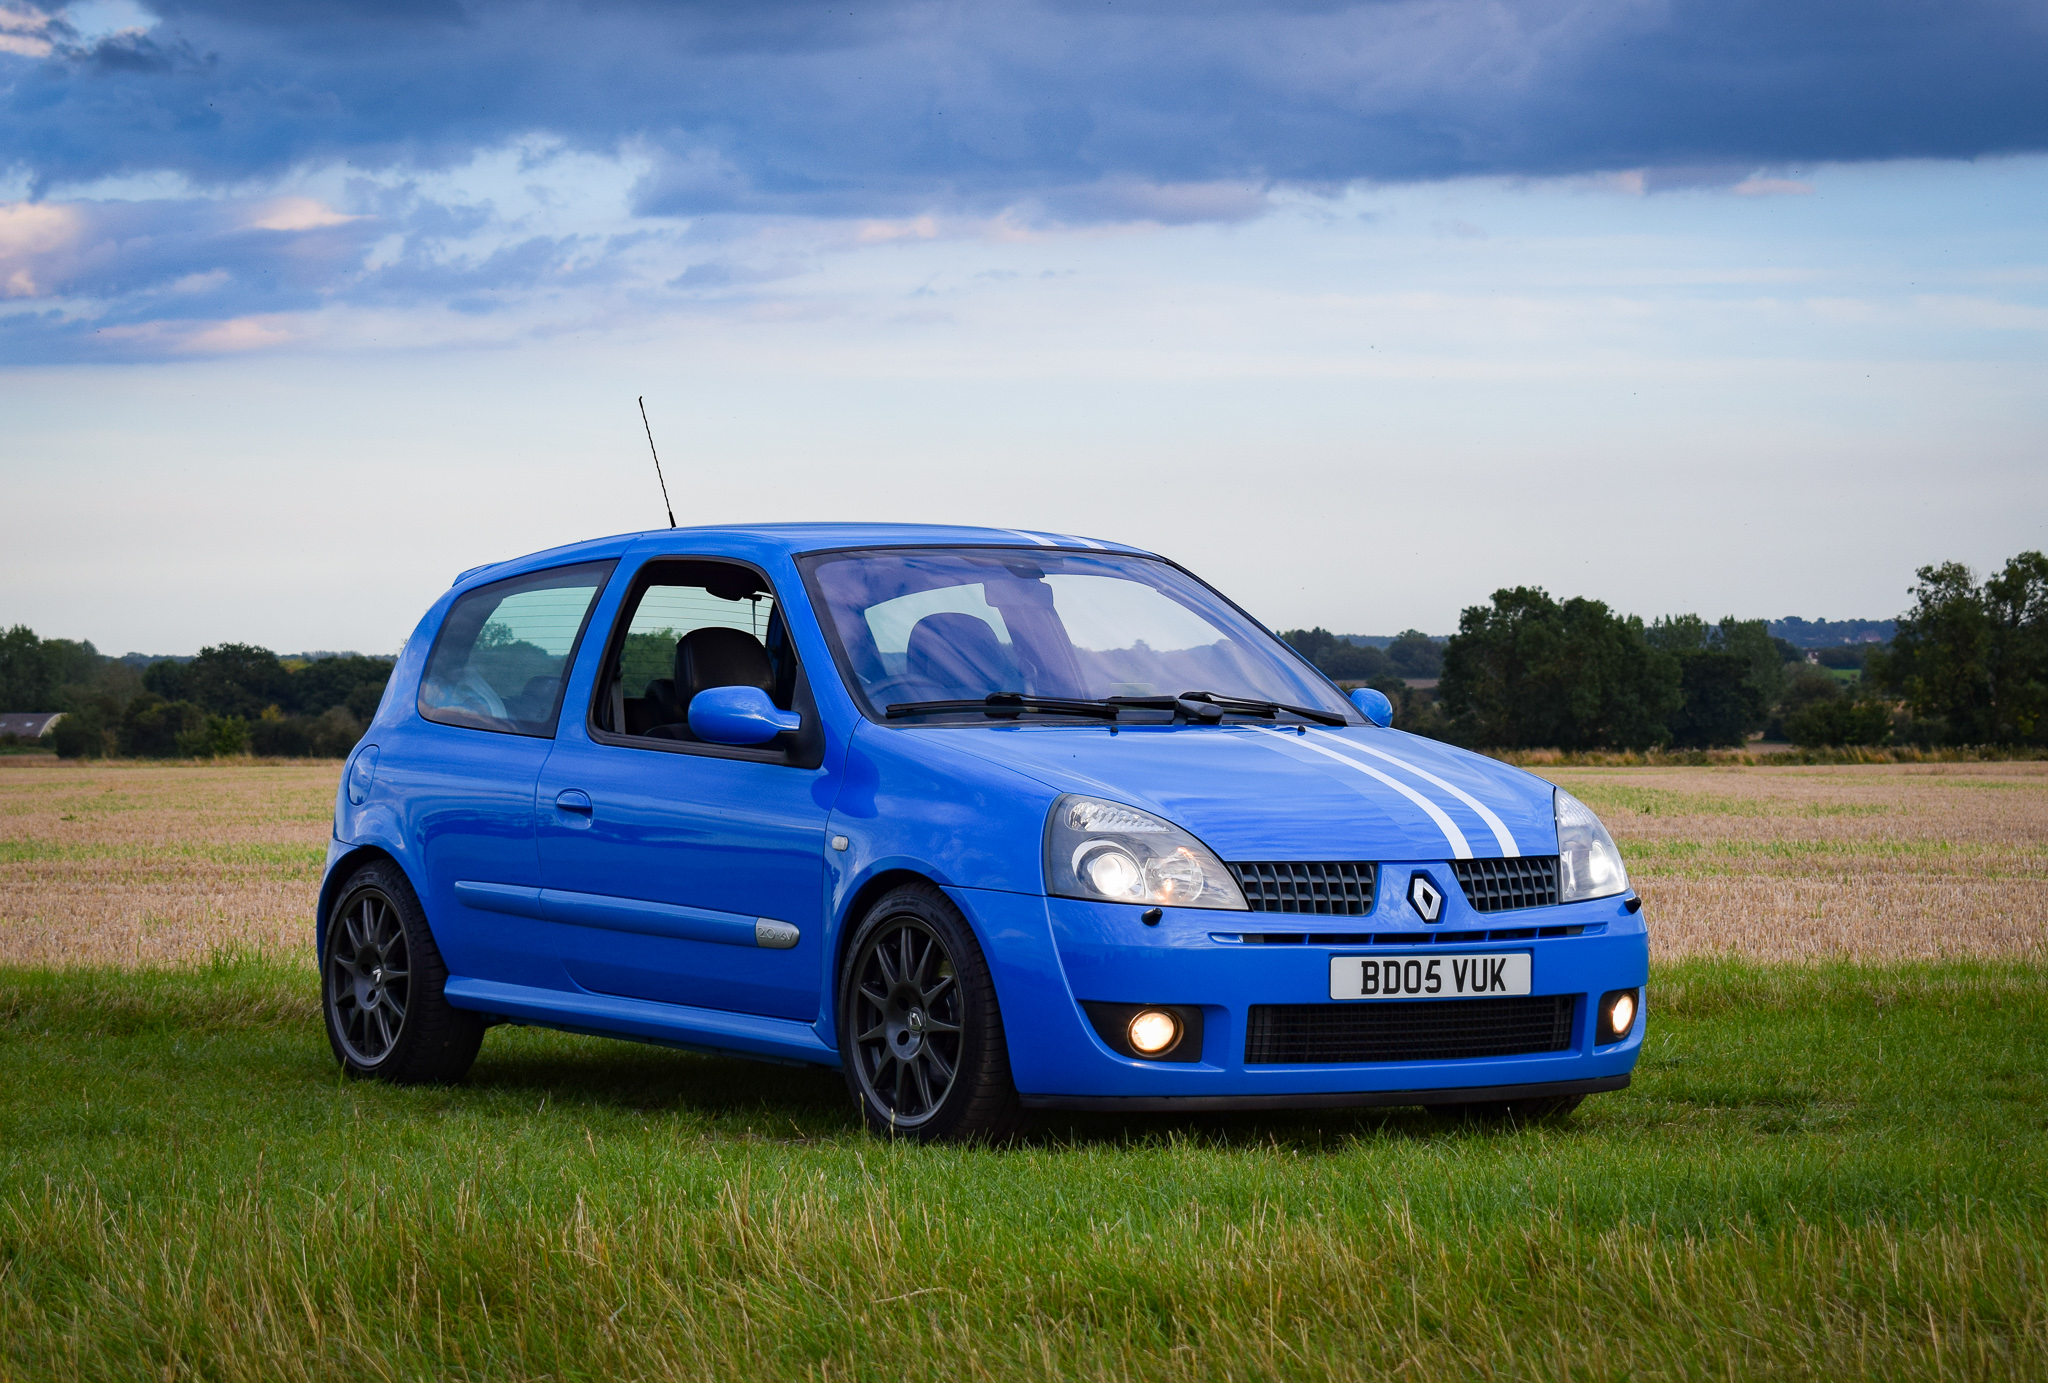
(3, 960, 2046, 1381)
(0, 840, 327, 871)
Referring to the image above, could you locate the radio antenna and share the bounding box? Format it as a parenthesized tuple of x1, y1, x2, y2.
(638, 395, 677, 529)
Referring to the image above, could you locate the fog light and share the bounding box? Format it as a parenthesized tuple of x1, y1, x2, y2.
(1608, 991, 1636, 1036)
(1127, 1008, 1182, 1056)
(1596, 988, 1640, 1045)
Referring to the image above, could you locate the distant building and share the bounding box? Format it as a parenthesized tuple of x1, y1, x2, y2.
(0, 712, 64, 739)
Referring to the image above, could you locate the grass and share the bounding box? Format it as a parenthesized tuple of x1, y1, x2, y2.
(1533, 763, 2048, 963)
(5, 760, 2046, 968)
(2, 957, 2046, 1380)
(3, 761, 2048, 1377)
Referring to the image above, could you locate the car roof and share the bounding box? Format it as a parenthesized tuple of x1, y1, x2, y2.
(449, 523, 1155, 589)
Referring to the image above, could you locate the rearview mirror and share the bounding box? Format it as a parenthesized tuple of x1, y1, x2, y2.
(689, 685, 801, 746)
(1349, 687, 1394, 728)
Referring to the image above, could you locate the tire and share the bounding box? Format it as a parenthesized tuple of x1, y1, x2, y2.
(322, 858, 485, 1084)
(1427, 1093, 1585, 1124)
(838, 882, 1029, 1144)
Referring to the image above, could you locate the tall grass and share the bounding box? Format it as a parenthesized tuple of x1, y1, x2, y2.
(4, 958, 2046, 1381)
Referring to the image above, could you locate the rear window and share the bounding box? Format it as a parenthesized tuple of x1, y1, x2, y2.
(418, 561, 614, 736)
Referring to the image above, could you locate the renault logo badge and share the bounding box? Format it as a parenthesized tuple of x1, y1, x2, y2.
(1408, 872, 1444, 923)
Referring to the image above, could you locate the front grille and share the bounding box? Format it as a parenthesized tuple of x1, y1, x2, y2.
(1231, 861, 1375, 916)
(1450, 856, 1560, 913)
(1245, 995, 1576, 1064)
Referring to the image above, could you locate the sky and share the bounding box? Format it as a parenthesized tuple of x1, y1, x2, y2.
(2, 0, 2045, 656)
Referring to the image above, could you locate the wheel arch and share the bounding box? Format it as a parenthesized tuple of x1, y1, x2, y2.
(316, 844, 409, 958)
(828, 867, 947, 1045)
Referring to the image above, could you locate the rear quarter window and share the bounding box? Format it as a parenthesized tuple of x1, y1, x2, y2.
(418, 561, 615, 736)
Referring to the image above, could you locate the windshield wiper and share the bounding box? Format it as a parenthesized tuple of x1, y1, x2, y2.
(882, 691, 1348, 727)
(1175, 691, 1349, 727)
(886, 693, 1123, 721)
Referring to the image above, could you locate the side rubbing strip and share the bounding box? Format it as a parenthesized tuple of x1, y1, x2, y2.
(1306, 730, 1521, 857)
(1247, 731, 1473, 859)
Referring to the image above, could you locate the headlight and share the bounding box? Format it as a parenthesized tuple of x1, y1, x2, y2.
(1555, 787, 1629, 902)
(1045, 795, 1248, 911)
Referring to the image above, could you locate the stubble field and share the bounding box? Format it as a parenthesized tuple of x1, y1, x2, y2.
(4, 758, 2041, 969)
(2, 758, 2045, 1381)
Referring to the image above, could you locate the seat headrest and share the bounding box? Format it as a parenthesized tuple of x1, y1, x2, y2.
(905, 613, 1011, 699)
(677, 626, 775, 703)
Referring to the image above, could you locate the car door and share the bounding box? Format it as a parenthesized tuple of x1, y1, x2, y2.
(533, 556, 836, 1021)
(390, 559, 616, 986)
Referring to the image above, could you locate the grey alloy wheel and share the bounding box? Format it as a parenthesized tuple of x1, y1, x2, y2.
(326, 885, 412, 1066)
(322, 859, 485, 1085)
(848, 912, 964, 1127)
(839, 882, 1028, 1143)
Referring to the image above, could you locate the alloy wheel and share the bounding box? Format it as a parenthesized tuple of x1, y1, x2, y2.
(327, 889, 412, 1066)
(849, 915, 964, 1125)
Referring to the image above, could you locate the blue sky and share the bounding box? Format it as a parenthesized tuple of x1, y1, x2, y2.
(2, 0, 2045, 654)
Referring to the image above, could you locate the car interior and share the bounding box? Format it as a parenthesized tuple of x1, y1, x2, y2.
(593, 560, 802, 743)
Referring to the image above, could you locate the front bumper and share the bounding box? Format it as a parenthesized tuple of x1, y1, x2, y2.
(951, 885, 1649, 1106)
(1021, 1073, 1630, 1113)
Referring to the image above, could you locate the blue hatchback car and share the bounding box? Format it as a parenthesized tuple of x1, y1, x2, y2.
(320, 523, 1646, 1140)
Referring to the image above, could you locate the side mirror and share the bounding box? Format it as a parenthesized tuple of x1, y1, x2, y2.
(688, 685, 801, 746)
(1349, 687, 1394, 728)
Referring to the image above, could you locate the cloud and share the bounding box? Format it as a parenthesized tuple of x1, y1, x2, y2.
(1730, 177, 1815, 198)
(1, 0, 2044, 358)
(0, 4, 60, 59)
(5, 1, 2043, 200)
(0, 183, 630, 359)
(248, 196, 362, 231)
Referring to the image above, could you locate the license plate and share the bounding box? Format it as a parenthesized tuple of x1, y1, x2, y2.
(1329, 952, 1532, 1001)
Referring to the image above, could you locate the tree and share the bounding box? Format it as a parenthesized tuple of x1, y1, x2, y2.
(180, 644, 294, 719)
(1646, 615, 1777, 747)
(119, 694, 208, 757)
(1385, 630, 1443, 679)
(291, 653, 393, 717)
(51, 701, 113, 758)
(142, 659, 190, 702)
(1664, 652, 1761, 748)
(1278, 628, 1393, 682)
(1439, 587, 1681, 750)
(0, 626, 55, 711)
(1787, 697, 1892, 747)
(1872, 551, 2048, 744)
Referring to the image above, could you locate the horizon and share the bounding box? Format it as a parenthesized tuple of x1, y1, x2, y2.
(20, 613, 1907, 667)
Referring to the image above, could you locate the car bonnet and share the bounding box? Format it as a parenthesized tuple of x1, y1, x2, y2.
(918, 723, 1559, 863)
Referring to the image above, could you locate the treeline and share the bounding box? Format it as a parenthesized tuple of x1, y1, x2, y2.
(1283, 549, 2048, 751)
(1276, 628, 1444, 683)
(0, 627, 391, 759)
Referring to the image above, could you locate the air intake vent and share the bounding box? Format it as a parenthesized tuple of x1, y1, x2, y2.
(1230, 861, 1376, 916)
(1245, 995, 1576, 1065)
(1449, 856, 1560, 913)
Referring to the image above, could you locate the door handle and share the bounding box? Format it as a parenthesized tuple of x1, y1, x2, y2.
(554, 789, 593, 814)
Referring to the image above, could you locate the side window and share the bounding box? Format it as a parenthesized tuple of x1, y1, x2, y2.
(418, 561, 614, 736)
(593, 560, 801, 742)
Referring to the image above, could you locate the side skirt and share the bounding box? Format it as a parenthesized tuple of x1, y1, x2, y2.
(444, 977, 841, 1068)
(1019, 1073, 1629, 1113)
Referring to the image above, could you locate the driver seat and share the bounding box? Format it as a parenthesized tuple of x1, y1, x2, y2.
(641, 626, 776, 740)
(904, 613, 1013, 701)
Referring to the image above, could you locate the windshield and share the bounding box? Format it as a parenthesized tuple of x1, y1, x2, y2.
(799, 548, 1357, 723)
